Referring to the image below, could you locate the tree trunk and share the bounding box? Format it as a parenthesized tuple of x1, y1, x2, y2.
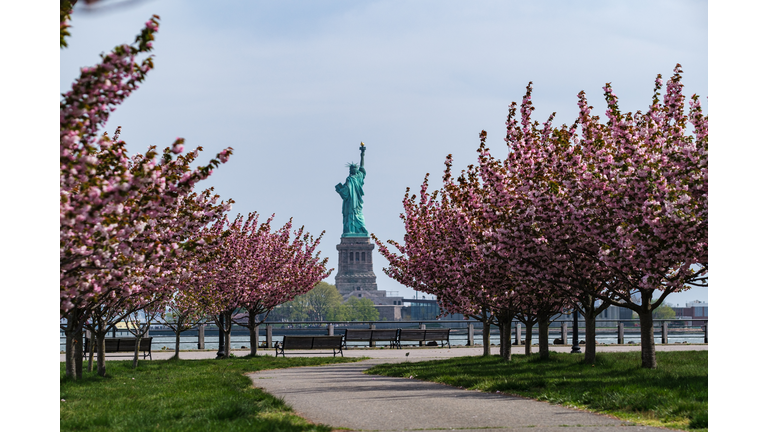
(248, 309, 259, 356)
(538, 315, 549, 360)
(638, 306, 657, 369)
(249, 324, 259, 356)
(524, 322, 533, 356)
(88, 331, 95, 372)
(482, 320, 491, 357)
(133, 337, 141, 369)
(223, 312, 232, 358)
(500, 316, 513, 361)
(96, 331, 107, 377)
(224, 329, 231, 358)
(583, 311, 597, 364)
(65, 331, 76, 379)
(174, 331, 182, 359)
(75, 339, 83, 379)
(64, 308, 86, 380)
(249, 310, 259, 356)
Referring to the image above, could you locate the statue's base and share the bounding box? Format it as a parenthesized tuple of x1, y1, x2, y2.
(333, 236, 404, 319)
(341, 233, 369, 238)
(335, 237, 376, 294)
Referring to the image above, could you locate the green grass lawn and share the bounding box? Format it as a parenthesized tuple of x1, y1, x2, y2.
(60, 355, 361, 432)
(366, 351, 707, 431)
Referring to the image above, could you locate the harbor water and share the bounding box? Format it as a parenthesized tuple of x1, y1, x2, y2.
(60, 326, 707, 352)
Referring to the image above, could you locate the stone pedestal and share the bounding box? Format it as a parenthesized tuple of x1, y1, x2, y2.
(335, 236, 403, 310)
(335, 236, 378, 296)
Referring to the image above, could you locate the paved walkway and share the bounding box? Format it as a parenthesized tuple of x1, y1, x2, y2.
(63, 345, 705, 430)
(61, 343, 707, 361)
(246, 345, 705, 432)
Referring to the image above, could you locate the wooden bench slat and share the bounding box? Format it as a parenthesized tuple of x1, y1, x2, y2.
(343, 329, 399, 348)
(371, 329, 398, 339)
(83, 337, 153, 360)
(343, 330, 372, 341)
(395, 329, 451, 348)
(276, 335, 343, 357)
(284, 337, 315, 349)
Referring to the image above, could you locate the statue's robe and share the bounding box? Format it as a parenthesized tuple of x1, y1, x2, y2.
(336, 167, 368, 236)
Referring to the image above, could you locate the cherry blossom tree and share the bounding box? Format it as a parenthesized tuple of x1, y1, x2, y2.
(232, 214, 331, 356)
(125, 299, 164, 368)
(373, 176, 497, 355)
(470, 67, 707, 368)
(60, 8, 233, 378)
(555, 65, 708, 368)
(375, 168, 538, 360)
(462, 104, 615, 363)
(197, 213, 331, 358)
(157, 274, 215, 360)
(378, 65, 705, 367)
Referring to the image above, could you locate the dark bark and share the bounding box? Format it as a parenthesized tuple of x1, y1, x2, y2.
(130, 321, 151, 369)
(224, 326, 231, 357)
(86, 309, 111, 377)
(87, 331, 95, 372)
(584, 314, 597, 363)
(133, 339, 141, 369)
(538, 315, 550, 360)
(75, 338, 83, 379)
(574, 291, 612, 364)
(174, 332, 182, 359)
(96, 331, 107, 376)
(247, 309, 260, 356)
(469, 307, 493, 357)
(524, 321, 533, 356)
(214, 312, 233, 358)
(65, 332, 84, 379)
(499, 318, 512, 361)
(161, 310, 194, 360)
(64, 331, 76, 379)
(638, 305, 657, 368)
(127, 317, 152, 369)
(63, 308, 86, 380)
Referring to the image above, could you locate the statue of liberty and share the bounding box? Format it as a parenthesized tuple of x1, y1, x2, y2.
(335, 143, 368, 237)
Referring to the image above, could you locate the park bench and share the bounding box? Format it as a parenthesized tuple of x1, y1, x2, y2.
(275, 335, 344, 357)
(83, 337, 153, 360)
(343, 328, 399, 348)
(396, 328, 451, 348)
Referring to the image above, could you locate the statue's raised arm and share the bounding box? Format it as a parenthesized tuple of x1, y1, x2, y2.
(359, 142, 366, 171)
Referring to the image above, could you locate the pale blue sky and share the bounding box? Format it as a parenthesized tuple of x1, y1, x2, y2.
(13, 1, 768, 427)
(59, 0, 708, 306)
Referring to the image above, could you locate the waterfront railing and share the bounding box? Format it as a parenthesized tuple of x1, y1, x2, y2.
(60, 318, 708, 353)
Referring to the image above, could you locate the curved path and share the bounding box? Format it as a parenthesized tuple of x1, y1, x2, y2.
(249, 346, 698, 431)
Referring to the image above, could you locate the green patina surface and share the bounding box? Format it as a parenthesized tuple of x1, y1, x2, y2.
(335, 144, 368, 237)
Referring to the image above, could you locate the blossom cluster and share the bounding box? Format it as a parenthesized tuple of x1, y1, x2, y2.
(376, 65, 707, 367)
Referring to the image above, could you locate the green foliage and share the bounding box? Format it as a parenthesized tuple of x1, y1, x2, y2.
(60, 0, 76, 48)
(296, 282, 344, 321)
(265, 283, 381, 322)
(345, 297, 379, 321)
(653, 303, 677, 320)
(323, 296, 380, 321)
(326, 302, 352, 321)
(60, 356, 360, 431)
(271, 282, 343, 321)
(367, 351, 707, 431)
